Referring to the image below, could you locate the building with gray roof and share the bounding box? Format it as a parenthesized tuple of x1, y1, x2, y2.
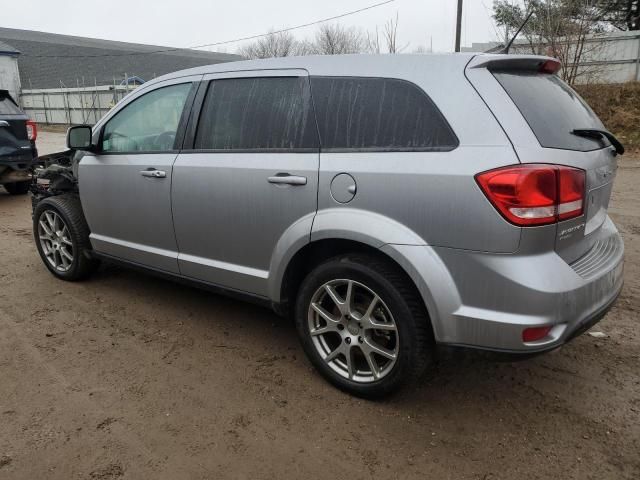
(0, 27, 241, 89)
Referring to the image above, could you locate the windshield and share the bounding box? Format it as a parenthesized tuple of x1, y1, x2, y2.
(492, 71, 609, 152)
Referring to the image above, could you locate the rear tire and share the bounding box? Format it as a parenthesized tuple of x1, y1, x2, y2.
(4, 181, 30, 195)
(33, 194, 99, 281)
(295, 254, 433, 398)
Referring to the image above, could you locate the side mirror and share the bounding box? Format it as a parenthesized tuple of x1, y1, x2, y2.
(66, 125, 94, 151)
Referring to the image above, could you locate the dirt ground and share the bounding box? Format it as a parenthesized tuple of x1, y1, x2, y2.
(0, 131, 638, 480)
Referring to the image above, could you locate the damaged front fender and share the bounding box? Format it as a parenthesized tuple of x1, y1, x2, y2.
(30, 149, 83, 211)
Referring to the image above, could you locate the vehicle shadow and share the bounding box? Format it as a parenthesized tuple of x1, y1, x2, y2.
(0, 187, 29, 198)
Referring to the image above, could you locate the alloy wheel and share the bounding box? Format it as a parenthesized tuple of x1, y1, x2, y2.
(38, 210, 74, 272)
(308, 279, 399, 383)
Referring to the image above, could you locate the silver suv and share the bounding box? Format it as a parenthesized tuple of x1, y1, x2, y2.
(32, 54, 624, 397)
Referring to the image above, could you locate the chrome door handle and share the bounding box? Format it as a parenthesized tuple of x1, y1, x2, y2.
(140, 169, 166, 178)
(267, 174, 307, 186)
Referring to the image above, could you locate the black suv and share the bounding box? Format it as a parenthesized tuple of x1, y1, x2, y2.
(0, 89, 37, 195)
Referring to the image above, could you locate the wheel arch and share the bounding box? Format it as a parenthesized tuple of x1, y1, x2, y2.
(268, 208, 459, 342)
(268, 208, 429, 306)
(271, 237, 444, 335)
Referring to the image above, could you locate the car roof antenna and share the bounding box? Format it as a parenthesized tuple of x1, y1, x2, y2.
(485, 9, 535, 54)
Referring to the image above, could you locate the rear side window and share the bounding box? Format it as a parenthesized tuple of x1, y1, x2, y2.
(310, 76, 458, 151)
(0, 94, 22, 115)
(492, 71, 608, 151)
(195, 77, 318, 150)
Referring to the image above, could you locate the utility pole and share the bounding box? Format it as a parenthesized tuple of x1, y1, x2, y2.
(454, 0, 463, 52)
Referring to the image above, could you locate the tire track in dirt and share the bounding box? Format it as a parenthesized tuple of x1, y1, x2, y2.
(0, 306, 210, 479)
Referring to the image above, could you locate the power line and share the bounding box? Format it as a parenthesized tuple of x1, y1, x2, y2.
(23, 0, 396, 59)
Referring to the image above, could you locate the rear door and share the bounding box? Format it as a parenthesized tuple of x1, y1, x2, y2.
(466, 56, 618, 263)
(0, 91, 31, 165)
(79, 77, 198, 273)
(172, 70, 319, 296)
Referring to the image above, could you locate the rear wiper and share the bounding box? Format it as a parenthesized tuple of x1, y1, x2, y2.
(571, 128, 625, 155)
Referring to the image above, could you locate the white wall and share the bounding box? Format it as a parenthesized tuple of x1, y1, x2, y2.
(20, 85, 134, 125)
(463, 30, 640, 84)
(0, 55, 21, 101)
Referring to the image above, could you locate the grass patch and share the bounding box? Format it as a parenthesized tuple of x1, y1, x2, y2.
(576, 82, 640, 153)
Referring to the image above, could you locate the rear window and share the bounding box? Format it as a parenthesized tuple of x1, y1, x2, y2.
(195, 77, 318, 151)
(310, 76, 458, 151)
(492, 71, 608, 151)
(0, 94, 23, 115)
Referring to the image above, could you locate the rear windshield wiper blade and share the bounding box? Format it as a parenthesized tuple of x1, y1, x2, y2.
(571, 128, 625, 155)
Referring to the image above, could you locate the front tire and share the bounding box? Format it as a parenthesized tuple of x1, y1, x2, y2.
(4, 181, 30, 195)
(33, 195, 99, 281)
(295, 254, 433, 398)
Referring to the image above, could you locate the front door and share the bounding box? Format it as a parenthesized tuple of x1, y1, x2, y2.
(172, 70, 319, 296)
(79, 78, 198, 273)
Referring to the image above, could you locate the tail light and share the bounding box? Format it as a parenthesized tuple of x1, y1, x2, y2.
(475, 164, 585, 226)
(26, 120, 37, 141)
(557, 167, 585, 220)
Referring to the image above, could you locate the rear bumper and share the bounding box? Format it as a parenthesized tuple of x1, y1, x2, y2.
(447, 279, 622, 356)
(0, 149, 37, 170)
(0, 168, 32, 184)
(383, 216, 624, 353)
(0, 147, 37, 183)
(0, 156, 35, 168)
(1, 141, 37, 161)
(564, 286, 620, 342)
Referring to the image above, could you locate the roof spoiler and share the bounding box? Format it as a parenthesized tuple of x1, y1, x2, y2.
(468, 55, 561, 74)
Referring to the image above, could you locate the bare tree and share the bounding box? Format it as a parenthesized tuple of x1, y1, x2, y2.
(237, 16, 413, 59)
(307, 24, 367, 55)
(383, 13, 402, 53)
(596, 0, 639, 30)
(492, 0, 523, 44)
(493, 0, 612, 84)
(412, 45, 430, 53)
(365, 14, 409, 54)
(238, 30, 302, 59)
(366, 27, 382, 53)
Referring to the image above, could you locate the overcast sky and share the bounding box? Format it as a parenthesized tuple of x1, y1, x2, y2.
(2, 0, 501, 53)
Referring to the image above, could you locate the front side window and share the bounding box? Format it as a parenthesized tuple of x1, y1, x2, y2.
(310, 76, 458, 150)
(102, 83, 191, 152)
(194, 76, 318, 150)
